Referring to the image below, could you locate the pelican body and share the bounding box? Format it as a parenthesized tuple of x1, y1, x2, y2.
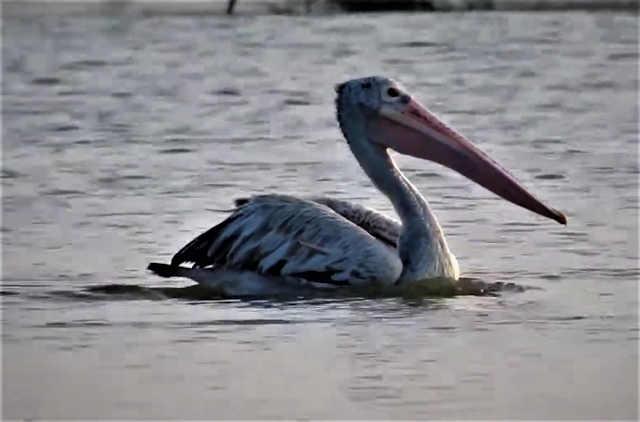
(148, 76, 566, 296)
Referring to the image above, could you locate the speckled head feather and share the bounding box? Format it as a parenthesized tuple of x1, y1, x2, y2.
(334, 76, 396, 143)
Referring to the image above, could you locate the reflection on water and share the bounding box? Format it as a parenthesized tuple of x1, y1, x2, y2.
(2, 276, 531, 302)
(2, 8, 638, 421)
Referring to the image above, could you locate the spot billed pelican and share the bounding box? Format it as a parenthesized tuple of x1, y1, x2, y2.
(148, 76, 566, 296)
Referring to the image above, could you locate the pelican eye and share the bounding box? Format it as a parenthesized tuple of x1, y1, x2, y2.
(387, 87, 400, 98)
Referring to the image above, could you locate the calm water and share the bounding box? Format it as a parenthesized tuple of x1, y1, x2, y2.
(2, 8, 639, 420)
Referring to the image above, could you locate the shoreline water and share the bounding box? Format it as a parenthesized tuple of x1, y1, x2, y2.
(1, 0, 638, 17)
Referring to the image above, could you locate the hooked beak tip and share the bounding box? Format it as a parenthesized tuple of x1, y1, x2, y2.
(553, 210, 568, 226)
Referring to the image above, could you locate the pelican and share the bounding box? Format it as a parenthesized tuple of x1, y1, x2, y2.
(148, 76, 566, 296)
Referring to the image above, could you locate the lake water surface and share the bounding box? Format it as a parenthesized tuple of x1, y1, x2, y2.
(2, 8, 639, 420)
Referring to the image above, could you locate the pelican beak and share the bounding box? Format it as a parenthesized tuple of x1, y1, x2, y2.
(368, 96, 567, 225)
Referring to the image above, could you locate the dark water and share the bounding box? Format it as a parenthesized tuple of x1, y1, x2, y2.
(2, 9, 639, 420)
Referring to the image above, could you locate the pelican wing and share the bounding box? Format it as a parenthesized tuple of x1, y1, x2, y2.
(172, 195, 402, 286)
(309, 197, 400, 248)
(234, 196, 400, 249)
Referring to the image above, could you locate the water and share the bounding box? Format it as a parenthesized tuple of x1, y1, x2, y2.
(2, 8, 639, 420)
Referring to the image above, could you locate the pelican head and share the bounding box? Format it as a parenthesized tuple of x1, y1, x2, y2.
(335, 76, 567, 225)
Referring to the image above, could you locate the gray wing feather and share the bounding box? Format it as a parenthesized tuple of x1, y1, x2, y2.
(234, 196, 401, 249)
(308, 197, 400, 248)
(172, 195, 402, 285)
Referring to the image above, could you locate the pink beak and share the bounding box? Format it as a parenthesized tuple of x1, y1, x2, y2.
(366, 96, 567, 225)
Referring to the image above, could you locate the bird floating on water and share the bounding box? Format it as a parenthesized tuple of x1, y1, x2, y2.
(148, 76, 566, 296)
